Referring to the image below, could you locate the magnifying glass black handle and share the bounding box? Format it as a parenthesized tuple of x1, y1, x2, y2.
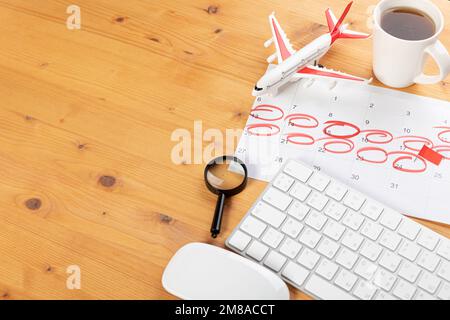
(210, 193, 226, 238)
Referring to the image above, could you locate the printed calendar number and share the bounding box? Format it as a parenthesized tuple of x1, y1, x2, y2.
(390, 183, 399, 190)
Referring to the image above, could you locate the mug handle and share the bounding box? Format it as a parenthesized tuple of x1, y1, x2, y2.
(414, 41, 450, 85)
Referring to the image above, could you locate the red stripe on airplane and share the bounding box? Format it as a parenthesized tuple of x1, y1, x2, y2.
(271, 18, 292, 61)
(325, 9, 335, 32)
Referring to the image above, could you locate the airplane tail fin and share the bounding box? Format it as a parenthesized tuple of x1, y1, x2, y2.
(325, 1, 370, 44)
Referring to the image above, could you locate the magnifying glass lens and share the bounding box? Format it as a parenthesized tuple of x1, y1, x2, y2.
(206, 161, 246, 191)
(204, 156, 248, 238)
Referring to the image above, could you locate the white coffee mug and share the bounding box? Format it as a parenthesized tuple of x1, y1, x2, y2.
(373, 0, 450, 88)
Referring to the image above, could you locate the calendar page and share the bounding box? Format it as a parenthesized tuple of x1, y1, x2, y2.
(236, 79, 450, 225)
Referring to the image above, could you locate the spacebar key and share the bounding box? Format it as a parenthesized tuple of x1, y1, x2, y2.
(305, 275, 356, 300)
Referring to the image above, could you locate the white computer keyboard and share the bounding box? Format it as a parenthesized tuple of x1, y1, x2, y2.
(226, 160, 450, 300)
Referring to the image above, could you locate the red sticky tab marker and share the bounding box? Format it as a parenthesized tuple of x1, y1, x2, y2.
(419, 145, 443, 166)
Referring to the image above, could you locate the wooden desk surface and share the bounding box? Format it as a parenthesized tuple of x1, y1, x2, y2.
(0, 0, 449, 300)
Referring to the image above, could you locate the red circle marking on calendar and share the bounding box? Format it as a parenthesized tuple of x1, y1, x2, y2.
(360, 130, 393, 144)
(437, 129, 450, 143)
(357, 147, 389, 163)
(316, 137, 354, 154)
(286, 133, 315, 145)
(388, 151, 427, 173)
(323, 121, 361, 139)
(395, 136, 433, 152)
(285, 113, 319, 128)
(250, 105, 284, 121)
(246, 123, 280, 136)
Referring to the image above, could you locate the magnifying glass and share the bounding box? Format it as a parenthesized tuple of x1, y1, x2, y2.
(204, 156, 248, 238)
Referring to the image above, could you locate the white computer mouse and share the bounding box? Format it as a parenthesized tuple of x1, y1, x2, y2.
(162, 242, 289, 300)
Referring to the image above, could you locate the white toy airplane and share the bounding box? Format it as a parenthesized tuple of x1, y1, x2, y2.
(253, 1, 371, 96)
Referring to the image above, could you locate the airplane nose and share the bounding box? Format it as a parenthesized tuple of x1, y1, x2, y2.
(253, 85, 264, 96)
(252, 90, 262, 97)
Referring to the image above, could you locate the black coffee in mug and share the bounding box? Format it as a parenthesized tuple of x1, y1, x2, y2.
(381, 7, 436, 41)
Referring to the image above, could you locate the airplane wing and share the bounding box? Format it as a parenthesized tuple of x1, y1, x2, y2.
(267, 13, 295, 63)
(296, 65, 371, 83)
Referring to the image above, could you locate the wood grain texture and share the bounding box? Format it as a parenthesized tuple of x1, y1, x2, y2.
(0, 0, 448, 300)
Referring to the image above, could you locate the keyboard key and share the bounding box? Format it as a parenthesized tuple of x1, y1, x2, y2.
(361, 201, 384, 221)
(398, 262, 421, 283)
(228, 230, 251, 251)
(298, 228, 322, 249)
(281, 217, 303, 238)
(282, 262, 309, 286)
(341, 230, 364, 251)
(418, 272, 441, 294)
(284, 161, 313, 182)
(246, 241, 269, 261)
(437, 283, 450, 300)
(361, 220, 383, 241)
(240, 216, 267, 238)
(342, 210, 365, 231)
(398, 241, 421, 261)
(264, 251, 287, 272)
(354, 258, 377, 280)
(414, 290, 436, 300)
(324, 201, 347, 221)
(380, 209, 402, 230)
(336, 248, 358, 269)
(252, 202, 286, 228)
(379, 230, 402, 251)
(287, 201, 310, 221)
(273, 173, 295, 192)
(334, 269, 357, 291)
(323, 220, 346, 241)
(261, 228, 284, 248)
(437, 261, 450, 282)
(317, 238, 339, 259)
(325, 181, 347, 201)
(373, 268, 396, 291)
(417, 251, 441, 272)
(360, 241, 382, 261)
(417, 230, 440, 251)
(308, 172, 330, 192)
(393, 280, 416, 300)
(305, 210, 328, 231)
(398, 220, 421, 241)
(379, 251, 401, 272)
(306, 275, 356, 300)
(297, 248, 320, 269)
(437, 239, 450, 260)
(279, 238, 302, 259)
(307, 191, 329, 211)
(290, 182, 312, 202)
(263, 187, 292, 211)
(353, 281, 377, 300)
(343, 191, 365, 211)
(316, 260, 339, 280)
